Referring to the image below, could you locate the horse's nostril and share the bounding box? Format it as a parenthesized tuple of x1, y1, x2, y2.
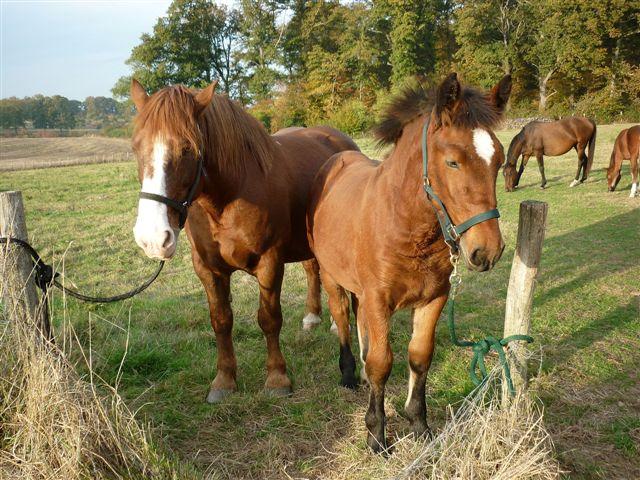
(161, 230, 173, 249)
(470, 248, 483, 265)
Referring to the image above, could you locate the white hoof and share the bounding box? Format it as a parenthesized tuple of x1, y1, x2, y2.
(329, 318, 338, 335)
(569, 179, 580, 187)
(302, 313, 322, 330)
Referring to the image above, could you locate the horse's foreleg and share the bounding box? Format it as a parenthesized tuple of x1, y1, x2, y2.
(256, 255, 292, 396)
(570, 144, 587, 187)
(192, 253, 236, 404)
(515, 155, 529, 187)
(301, 258, 322, 330)
(362, 296, 392, 453)
(405, 296, 447, 439)
(536, 154, 547, 189)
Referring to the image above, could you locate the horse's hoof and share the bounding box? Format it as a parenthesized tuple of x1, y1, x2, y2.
(302, 312, 322, 330)
(265, 386, 293, 398)
(329, 318, 338, 334)
(206, 388, 234, 404)
(540, 184, 546, 190)
(367, 436, 390, 456)
(569, 179, 580, 187)
(340, 375, 358, 390)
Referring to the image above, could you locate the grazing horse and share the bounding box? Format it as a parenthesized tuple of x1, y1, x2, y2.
(129, 80, 359, 402)
(607, 125, 639, 197)
(503, 116, 596, 191)
(307, 73, 511, 452)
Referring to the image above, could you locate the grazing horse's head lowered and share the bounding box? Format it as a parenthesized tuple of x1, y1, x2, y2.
(129, 79, 216, 260)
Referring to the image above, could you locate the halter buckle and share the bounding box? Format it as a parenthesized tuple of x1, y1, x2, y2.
(423, 175, 430, 187)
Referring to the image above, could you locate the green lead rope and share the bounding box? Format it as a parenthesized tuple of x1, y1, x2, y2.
(445, 260, 534, 396)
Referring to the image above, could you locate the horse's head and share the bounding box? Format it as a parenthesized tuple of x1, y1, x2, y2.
(427, 73, 511, 271)
(130, 79, 216, 260)
(606, 152, 622, 192)
(503, 133, 522, 192)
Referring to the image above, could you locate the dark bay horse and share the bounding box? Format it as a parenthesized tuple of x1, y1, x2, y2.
(607, 125, 639, 197)
(307, 73, 511, 452)
(503, 116, 596, 191)
(129, 79, 359, 402)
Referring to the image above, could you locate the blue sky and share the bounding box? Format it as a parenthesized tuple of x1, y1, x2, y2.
(1, 0, 175, 100)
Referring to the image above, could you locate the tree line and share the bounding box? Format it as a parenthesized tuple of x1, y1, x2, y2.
(112, 0, 639, 134)
(3, 1, 638, 137)
(0, 95, 133, 134)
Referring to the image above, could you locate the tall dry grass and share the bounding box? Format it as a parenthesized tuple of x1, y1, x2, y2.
(0, 304, 194, 480)
(318, 364, 561, 480)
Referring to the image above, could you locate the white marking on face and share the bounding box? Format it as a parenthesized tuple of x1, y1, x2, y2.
(133, 137, 178, 259)
(473, 128, 495, 165)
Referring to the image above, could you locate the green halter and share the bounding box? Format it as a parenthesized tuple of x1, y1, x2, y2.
(421, 121, 500, 252)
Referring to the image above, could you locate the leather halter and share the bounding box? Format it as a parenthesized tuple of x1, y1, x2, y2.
(138, 156, 204, 229)
(421, 120, 500, 253)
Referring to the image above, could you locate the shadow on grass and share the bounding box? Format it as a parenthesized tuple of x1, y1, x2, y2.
(536, 208, 639, 307)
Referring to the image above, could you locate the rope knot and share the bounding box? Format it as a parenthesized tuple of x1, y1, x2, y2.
(35, 263, 58, 290)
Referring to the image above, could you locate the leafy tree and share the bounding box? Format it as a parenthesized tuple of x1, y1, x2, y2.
(237, 0, 288, 101)
(112, 0, 242, 99)
(453, 0, 525, 88)
(377, 0, 437, 86)
(0, 98, 26, 132)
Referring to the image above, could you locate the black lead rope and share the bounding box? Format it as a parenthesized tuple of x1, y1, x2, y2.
(0, 237, 164, 303)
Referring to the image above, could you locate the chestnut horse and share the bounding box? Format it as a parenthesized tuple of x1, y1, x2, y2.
(607, 125, 639, 197)
(129, 80, 359, 402)
(307, 73, 511, 452)
(503, 116, 596, 191)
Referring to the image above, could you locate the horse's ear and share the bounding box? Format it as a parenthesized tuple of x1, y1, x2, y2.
(130, 79, 148, 112)
(489, 74, 512, 113)
(435, 73, 461, 124)
(194, 80, 218, 117)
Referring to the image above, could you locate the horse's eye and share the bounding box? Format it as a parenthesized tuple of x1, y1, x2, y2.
(446, 160, 459, 169)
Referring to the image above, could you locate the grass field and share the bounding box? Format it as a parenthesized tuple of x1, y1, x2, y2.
(0, 137, 132, 171)
(1, 124, 639, 479)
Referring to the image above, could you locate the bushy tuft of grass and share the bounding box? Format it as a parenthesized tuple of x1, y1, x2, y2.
(0, 310, 196, 480)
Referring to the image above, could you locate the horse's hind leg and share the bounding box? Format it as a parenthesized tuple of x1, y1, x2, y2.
(320, 270, 357, 388)
(353, 294, 370, 383)
(192, 252, 237, 404)
(536, 154, 547, 188)
(570, 144, 587, 187)
(405, 295, 447, 439)
(255, 255, 292, 396)
(301, 259, 322, 330)
(630, 154, 639, 198)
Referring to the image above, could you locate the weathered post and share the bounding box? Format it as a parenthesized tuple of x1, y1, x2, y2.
(503, 200, 548, 398)
(0, 191, 48, 337)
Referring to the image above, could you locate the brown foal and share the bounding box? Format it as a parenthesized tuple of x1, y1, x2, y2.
(607, 125, 639, 197)
(130, 80, 358, 402)
(504, 116, 597, 191)
(307, 73, 512, 452)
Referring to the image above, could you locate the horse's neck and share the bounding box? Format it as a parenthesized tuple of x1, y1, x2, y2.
(380, 120, 443, 247)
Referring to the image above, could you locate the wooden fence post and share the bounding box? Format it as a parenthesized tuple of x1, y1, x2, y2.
(503, 200, 548, 397)
(0, 191, 48, 337)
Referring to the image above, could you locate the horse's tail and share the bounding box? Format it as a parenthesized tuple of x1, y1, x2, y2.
(506, 129, 525, 168)
(585, 119, 597, 177)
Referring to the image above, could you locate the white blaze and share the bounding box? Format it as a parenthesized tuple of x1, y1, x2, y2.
(133, 138, 177, 259)
(473, 128, 495, 165)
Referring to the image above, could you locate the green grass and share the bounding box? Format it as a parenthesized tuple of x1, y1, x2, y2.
(2, 123, 639, 479)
